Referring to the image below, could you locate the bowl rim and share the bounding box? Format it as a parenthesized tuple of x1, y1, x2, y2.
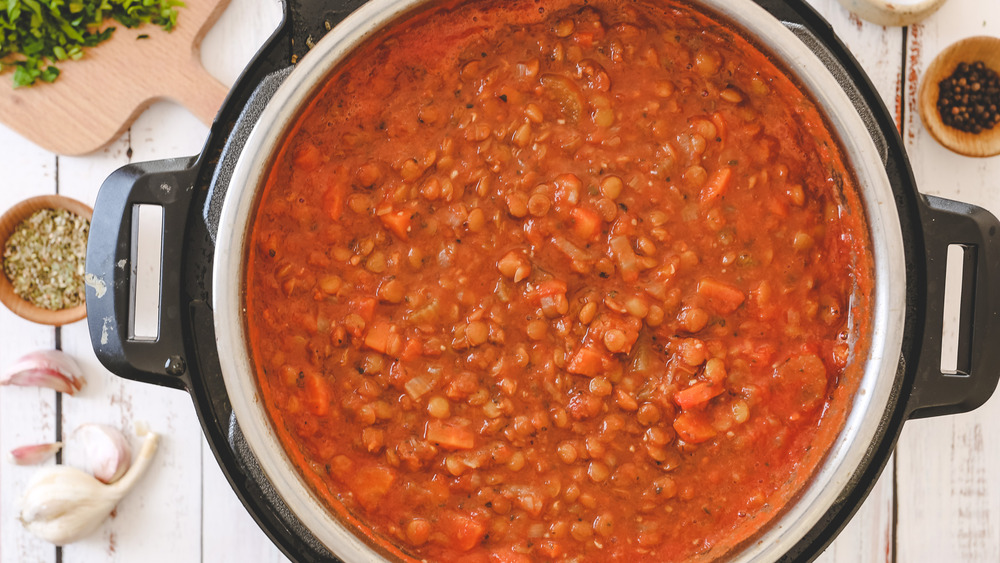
(0, 194, 93, 326)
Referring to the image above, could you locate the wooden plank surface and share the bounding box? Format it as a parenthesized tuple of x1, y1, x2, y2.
(2, 0, 999, 562)
(896, 0, 1000, 561)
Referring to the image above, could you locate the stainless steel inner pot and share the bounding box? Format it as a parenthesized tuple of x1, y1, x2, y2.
(213, 0, 907, 559)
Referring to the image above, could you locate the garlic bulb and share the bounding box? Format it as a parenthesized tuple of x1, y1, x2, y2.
(73, 424, 132, 484)
(1, 350, 85, 395)
(18, 431, 159, 545)
(7, 442, 63, 465)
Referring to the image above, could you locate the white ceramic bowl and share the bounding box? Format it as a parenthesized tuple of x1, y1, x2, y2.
(837, 0, 947, 26)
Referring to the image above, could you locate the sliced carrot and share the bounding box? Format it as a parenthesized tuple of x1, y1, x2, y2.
(425, 421, 475, 450)
(380, 209, 412, 240)
(570, 206, 602, 241)
(293, 142, 323, 171)
(673, 411, 718, 444)
(566, 346, 607, 377)
(303, 371, 332, 416)
(699, 166, 732, 204)
(674, 381, 724, 410)
(697, 278, 745, 314)
(352, 465, 396, 510)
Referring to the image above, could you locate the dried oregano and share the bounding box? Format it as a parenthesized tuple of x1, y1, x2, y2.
(3, 208, 89, 310)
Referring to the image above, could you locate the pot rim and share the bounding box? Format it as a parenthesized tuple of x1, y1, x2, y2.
(214, 0, 907, 560)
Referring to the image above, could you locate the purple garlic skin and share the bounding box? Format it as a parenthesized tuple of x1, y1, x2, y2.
(73, 424, 132, 484)
(1, 350, 85, 395)
(7, 443, 63, 466)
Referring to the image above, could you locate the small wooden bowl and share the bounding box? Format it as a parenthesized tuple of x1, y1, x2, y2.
(0, 195, 94, 325)
(918, 36, 1000, 158)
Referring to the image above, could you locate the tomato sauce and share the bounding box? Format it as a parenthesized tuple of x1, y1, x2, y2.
(245, 1, 873, 560)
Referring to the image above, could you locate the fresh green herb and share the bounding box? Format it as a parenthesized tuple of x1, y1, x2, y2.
(0, 0, 185, 88)
(3, 208, 90, 310)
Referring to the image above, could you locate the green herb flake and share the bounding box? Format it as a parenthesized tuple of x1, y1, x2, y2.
(0, 0, 186, 88)
(3, 208, 90, 310)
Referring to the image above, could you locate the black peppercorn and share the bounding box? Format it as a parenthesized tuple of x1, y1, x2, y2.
(937, 60, 1000, 134)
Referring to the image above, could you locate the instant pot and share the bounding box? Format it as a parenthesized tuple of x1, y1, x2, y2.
(85, 0, 1000, 561)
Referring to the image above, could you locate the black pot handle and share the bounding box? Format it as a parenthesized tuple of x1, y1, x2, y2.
(906, 195, 1000, 419)
(85, 158, 199, 392)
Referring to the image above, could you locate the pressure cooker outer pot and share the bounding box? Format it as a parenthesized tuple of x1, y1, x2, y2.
(82, 0, 1000, 561)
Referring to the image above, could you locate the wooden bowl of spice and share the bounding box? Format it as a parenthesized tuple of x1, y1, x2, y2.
(0, 195, 92, 325)
(918, 36, 1000, 157)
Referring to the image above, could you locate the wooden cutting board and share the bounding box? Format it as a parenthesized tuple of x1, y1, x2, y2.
(0, 0, 232, 156)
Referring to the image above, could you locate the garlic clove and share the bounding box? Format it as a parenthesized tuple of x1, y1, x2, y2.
(73, 424, 131, 484)
(19, 465, 121, 545)
(1, 350, 85, 395)
(18, 431, 159, 546)
(7, 442, 63, 466)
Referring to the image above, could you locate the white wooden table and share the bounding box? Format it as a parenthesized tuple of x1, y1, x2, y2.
(1, 0, 999, 561)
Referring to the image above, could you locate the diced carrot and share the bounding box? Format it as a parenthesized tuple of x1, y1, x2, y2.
(442, 513, 487, 552)
(673, 411, 718, 444)
(293, 142, 323, 171)
(674, 381, 724, 410)
(425, 421, 475, 450)
(529, 279, 568, 300)
(767, 197, 788, 218)
(324, 181, 345, 220)
(352, 465, 396, 509)
(566, 346, 607, 377)
(303, 371, 332, 416)
(537, 540, 565, 559)
(570, 206, 602, 241)
(699, 166, 732, 204)
(380, 209, 413, 240)
(400, 338, 423, 362)
(364, 322, 396, 354)
(697, 278, 745, 314)
(574, 31, 595, 48)
(349, 297, 376, 324)
(749, 343, 775, 366)
(568, 391, 603, 419)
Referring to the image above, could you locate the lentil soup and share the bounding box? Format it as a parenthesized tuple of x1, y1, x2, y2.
(245, 0, 874, 560)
